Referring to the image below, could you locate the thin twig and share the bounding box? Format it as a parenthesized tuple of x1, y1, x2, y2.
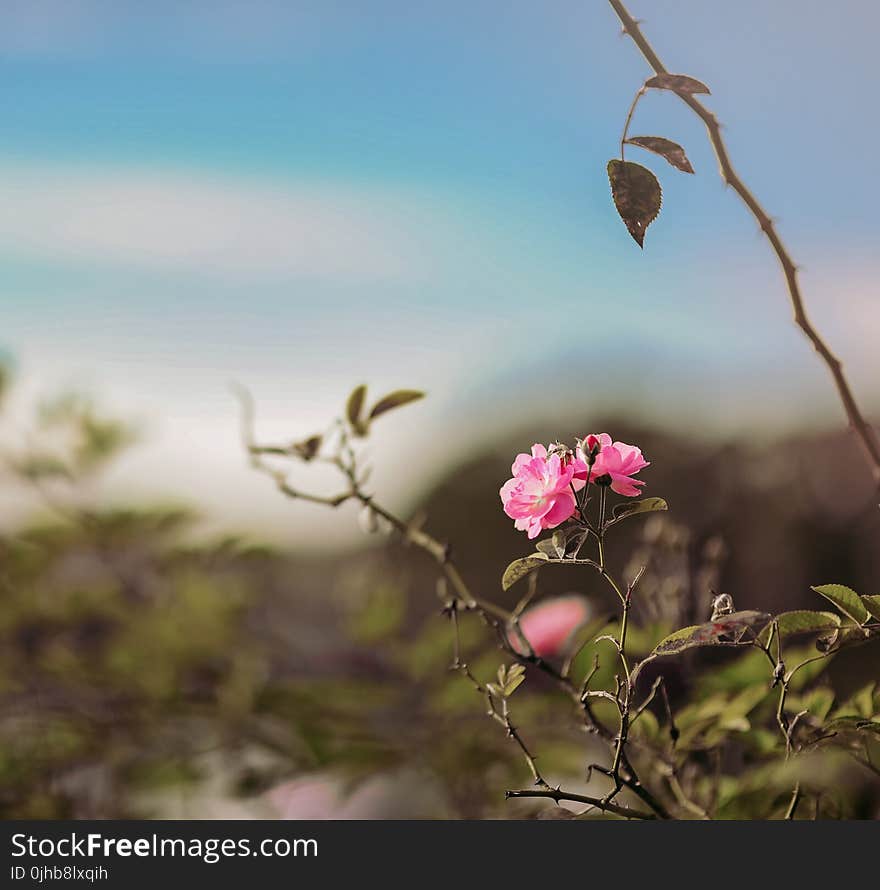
(785, 783, 802, 820)
(504, 788, 655, 820)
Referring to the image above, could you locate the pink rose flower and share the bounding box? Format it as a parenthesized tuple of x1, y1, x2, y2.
(575, 433, 649, 497)
(509, 595, 592, 658)
(500, 444, 585, 539)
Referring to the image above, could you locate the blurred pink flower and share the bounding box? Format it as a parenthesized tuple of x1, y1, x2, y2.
(266, 771, 450, 819)
(509, 595, 592, 658)
(576, 433, 649, 497)
(500, 444, 584, 538)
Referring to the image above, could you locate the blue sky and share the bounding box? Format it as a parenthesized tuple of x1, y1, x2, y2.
(1, 1, 878, 541)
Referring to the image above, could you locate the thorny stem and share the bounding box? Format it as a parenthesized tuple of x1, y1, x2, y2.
(505, 788, 655, 820)
(234, 384, 672, 818)
(449, 605, 547, 787)
(607, 0, 880, 492)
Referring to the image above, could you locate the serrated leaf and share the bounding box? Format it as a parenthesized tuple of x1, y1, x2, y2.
(624, 136, 694, 174)
(862, 595, 880, 622)
(645, 73, 711, 95)
(501, 553, 549, 591)
(368, 389, 425, 420)
(346, 384, 368, 436)
(756, 610, 841, 647)
(607, 497, 668, 527)
(607, 159, 662, 248)
(812, 584, 869, 624)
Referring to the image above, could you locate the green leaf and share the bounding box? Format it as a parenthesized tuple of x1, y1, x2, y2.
(756, 610, 841, 647)
(607, 159, 662, 248)
(501, 554, 548, 591)
(862, 595, 880, 622)
(346, 384, 368, 435)
(503, 664, 526, 697)
(644, 73, 711, 95)
(811, 584, 869, 625)
(607, 497, 668, 527)
(368, 389, 425, 420)
(624, 136, 694, 174)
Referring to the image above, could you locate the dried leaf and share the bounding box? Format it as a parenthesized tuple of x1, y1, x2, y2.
(624, 136, 694, 174)
(369, 389, 425, 420)
(645, 73, 711, 95)
(607, 159, 662, 247)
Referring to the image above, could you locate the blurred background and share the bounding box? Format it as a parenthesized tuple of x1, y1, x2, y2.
(1, 0, 878, 818)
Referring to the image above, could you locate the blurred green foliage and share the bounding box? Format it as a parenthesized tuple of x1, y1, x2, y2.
(1, 371, 877, 819)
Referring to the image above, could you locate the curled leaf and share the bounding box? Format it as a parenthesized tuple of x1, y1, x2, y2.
(624, 136, 694, 174)
(645, 73, 711, 95)
(607, 159, 662, 247)
(502, 663, 526, 696)
(369, 389, 425, 420)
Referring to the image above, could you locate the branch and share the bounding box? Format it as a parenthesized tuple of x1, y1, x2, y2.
(504, 787, 656, 820)
(608, 0, 880, 491)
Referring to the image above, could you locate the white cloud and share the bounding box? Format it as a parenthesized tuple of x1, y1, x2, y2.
(0, 162, 429, 284)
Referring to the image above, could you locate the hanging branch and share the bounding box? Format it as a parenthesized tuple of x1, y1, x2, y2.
(607, 0, 880, 491)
